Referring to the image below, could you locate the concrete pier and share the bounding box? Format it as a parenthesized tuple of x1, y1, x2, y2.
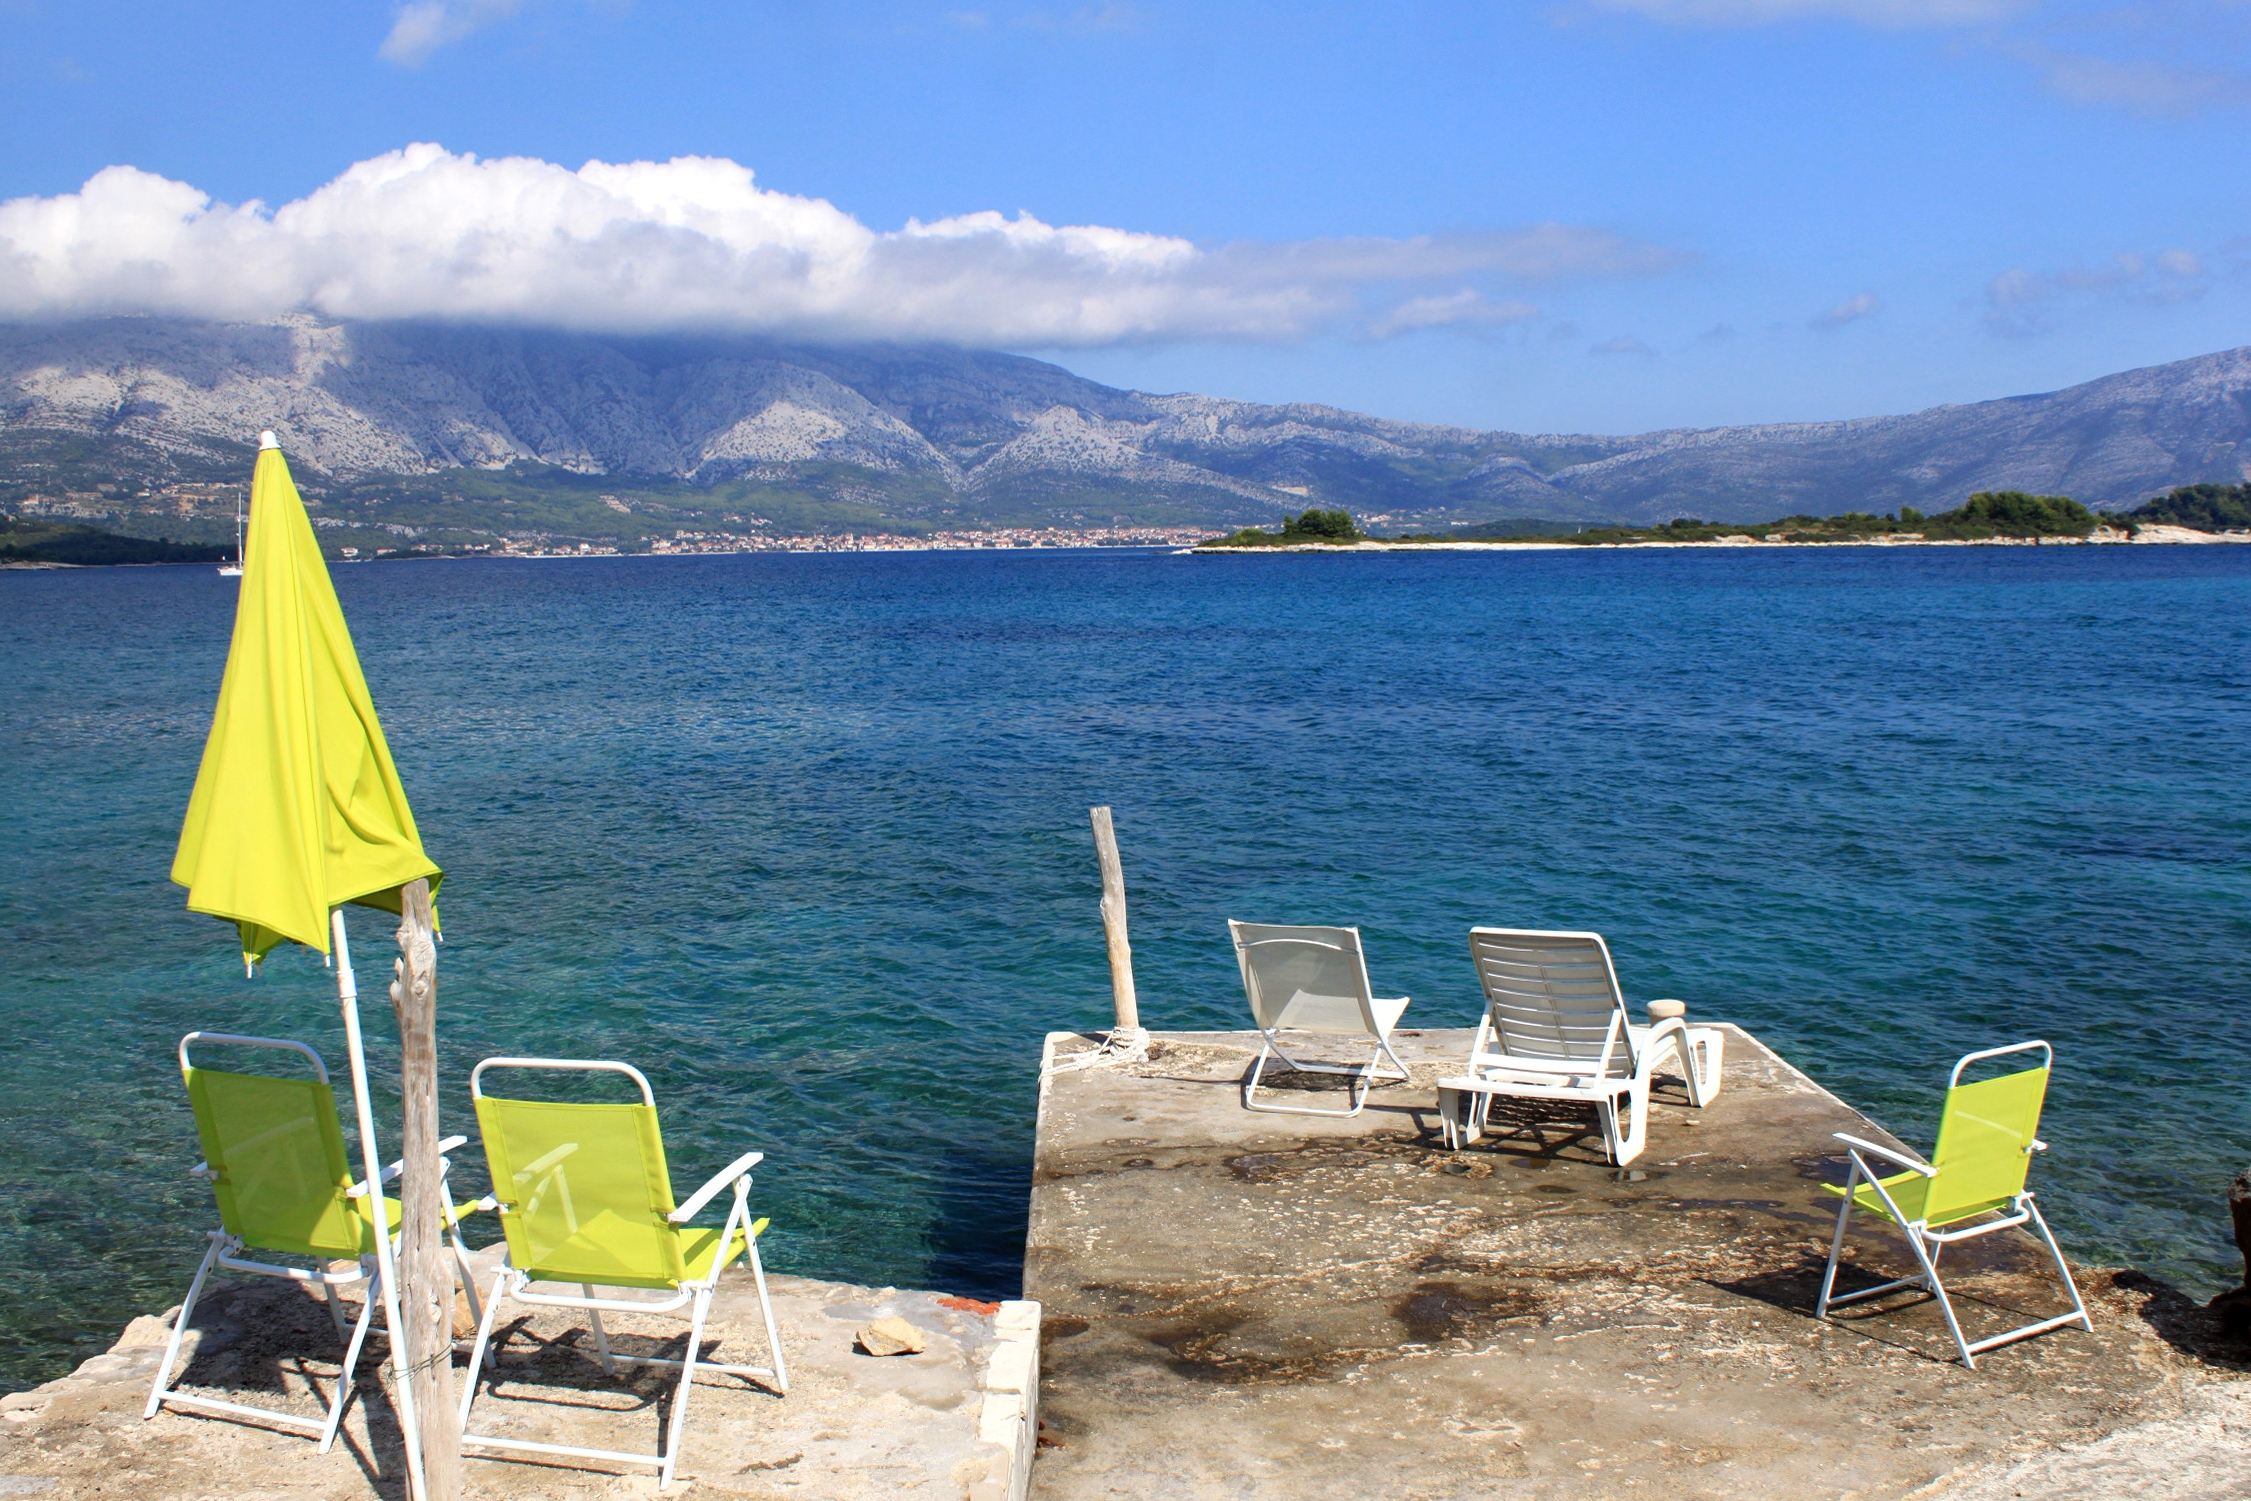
(1024, 1026, 2251, 1500)
(9, 1024, 2246, 1500)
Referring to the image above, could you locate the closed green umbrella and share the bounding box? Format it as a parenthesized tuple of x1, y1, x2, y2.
(172, 432, 456, 1501)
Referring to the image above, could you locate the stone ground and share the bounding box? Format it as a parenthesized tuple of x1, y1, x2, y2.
(0, 1260, 1024, 1500)
(1024, 1026, 2251, 1501)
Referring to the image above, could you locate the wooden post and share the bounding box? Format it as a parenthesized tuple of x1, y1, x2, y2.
(390, 879, 461, 1501)
(1088, 807, 1139, 1034)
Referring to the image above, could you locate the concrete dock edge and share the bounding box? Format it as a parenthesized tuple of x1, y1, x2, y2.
(969, 1300, 1042, 1501)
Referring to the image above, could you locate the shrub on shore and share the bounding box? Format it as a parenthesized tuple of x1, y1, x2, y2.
(0, 519, 231, 567)
(1200, 507, 1365, 547)
(2110, 483, 2251, 532)
(1923, 491, 2096, 539)
(1200, 491, 2118, 548)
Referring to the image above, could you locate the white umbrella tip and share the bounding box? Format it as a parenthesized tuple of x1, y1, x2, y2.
(259, 430, 280, 451)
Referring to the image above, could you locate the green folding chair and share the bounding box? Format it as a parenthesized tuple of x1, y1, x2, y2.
(1816, 1039, 2092, 1367)
(457, 1057, 786, 1489)
(146, 1032, 477, 1448)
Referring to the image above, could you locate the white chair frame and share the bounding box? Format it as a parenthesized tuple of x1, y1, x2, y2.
(1436, 929, 1723, 1166)
(1229, 921, 1411, 1117)
(457, 1057, 788, 1490)
(1814, 1040, 2093, 1368)
(145, 1032, 478, 1451)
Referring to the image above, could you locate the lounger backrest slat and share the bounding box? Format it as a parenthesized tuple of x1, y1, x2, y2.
(1230, 921, 1380, 1036)
(1467, 928, 1634, 1076)
(474, 1095, 687, 1291)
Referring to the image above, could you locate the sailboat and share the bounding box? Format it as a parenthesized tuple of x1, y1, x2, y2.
(217, 484, 244, 576)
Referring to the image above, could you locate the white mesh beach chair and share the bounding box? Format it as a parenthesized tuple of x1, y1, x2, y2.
(1230, 921, 1411, 1117)
(1435, 928, 1723, 1166)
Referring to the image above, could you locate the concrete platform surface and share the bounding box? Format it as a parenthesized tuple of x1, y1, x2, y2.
(1024, 1026, 2251, 1501)
(0, 1262, 1037, 1501)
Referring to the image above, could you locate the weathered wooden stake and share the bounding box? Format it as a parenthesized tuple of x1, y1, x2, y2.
(1088, 807, 1139, 1034)
(390, 879, 461, 1501)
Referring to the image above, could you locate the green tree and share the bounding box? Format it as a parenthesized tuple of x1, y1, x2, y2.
(1934, 491, 2096, 537)
(1279, 507, 1361, 541)
(2117, 483, 2251, 532)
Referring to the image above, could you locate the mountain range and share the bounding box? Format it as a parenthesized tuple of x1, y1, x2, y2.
(3, 315, 2248, 532)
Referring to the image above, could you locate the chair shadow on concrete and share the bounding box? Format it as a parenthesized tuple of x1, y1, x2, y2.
(164, 1276, 410, 1496)
(1407, 1071, 1711, 1155)
(1408, 1093, 1628, 1166)
(470, 1310, 776, 1400)
(460, 1310, 775, 1479)
(1229, 1056, 1451, 1135)
(1711, 1245, 2096, 1365)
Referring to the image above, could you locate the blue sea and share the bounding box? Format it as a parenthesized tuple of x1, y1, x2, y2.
(3, 543, 2248, 1388)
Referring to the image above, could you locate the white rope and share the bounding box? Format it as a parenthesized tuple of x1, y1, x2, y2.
(1044, 1026, 1151, 1074)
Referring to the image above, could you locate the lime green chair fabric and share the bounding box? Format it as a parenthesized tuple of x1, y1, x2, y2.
(474, 1095, 746, 1292)
(186, 1067, 394, 1258)
(1827, 1064, 2049, 1229)
(1923, 1064, 2049, 1222)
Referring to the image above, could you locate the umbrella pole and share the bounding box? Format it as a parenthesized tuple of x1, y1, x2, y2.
(335, 908, 431, 1501)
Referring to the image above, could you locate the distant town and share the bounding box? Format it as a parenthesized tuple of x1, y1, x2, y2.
(440, 525, 1215, 560)
(4, 482, 1214, 560)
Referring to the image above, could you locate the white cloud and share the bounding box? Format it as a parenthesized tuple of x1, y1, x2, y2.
(381, 0, 527, 65)
(1590, 335, 1658, 355)
(1984, 247, 2207, 334)
(0, 146, 1681, 347)
(1078, 3, 1145, 32)
(1811, 290, 1881, 328)
(1366, 290, 1541, 338)
(2011, 43, 2237, 113)
(1591, 0, 2249, 116)
(1213, 224, 1679, 284)
(1588, 0, 2017, 28)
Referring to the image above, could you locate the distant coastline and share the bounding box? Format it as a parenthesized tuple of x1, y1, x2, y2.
(1192, 488, 2251, 555)
(1187, 524, 2251, 554)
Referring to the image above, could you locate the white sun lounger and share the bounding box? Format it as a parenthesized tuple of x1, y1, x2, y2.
(1230, 921, 1411, 1117)
(1435, 928, 1723, 1165)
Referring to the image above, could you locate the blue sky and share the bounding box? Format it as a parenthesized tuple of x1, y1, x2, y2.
(2, 1, 2247, 434)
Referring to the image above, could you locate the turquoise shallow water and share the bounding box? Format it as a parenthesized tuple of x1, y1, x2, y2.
(2, 544, 2248, 1388)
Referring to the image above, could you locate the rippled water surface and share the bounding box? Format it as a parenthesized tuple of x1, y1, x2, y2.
(3, 544, 2248, 1386)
